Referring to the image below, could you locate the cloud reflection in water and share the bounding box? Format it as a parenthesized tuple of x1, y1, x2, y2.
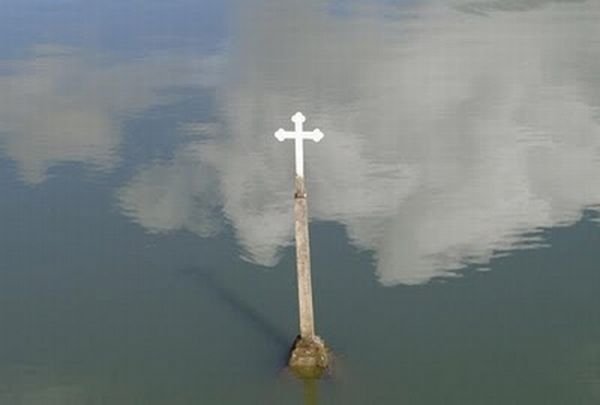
(121, 1, 600, 285)
(0, 45, 220, 184)
(107, 1, 600, 284)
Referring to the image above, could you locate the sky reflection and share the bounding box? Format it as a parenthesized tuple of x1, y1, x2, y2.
(119, 0, 600, 285)
(0, 45, 220, 183)
(2, 0, 599, 285)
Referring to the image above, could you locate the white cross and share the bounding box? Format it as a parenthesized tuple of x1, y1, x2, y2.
(274, 112, 324, 178)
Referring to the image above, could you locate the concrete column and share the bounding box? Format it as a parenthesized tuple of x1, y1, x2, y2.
(294, 175, 315, 339)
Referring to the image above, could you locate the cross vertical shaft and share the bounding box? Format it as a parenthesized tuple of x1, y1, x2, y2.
(292, 112, 306, 177)
(295, 139, 305, 178)
(295, 175, 315, 339)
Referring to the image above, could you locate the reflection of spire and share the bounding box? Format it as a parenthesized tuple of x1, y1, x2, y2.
(303, 379, 318, 405)
(180, 267, 290, 354)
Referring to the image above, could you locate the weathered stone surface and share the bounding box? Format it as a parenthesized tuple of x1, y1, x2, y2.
(288, 335, 330, 379)
(294, 176, 315, 339)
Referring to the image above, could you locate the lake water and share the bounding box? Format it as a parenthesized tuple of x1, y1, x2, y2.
(1, 0, 600, 403)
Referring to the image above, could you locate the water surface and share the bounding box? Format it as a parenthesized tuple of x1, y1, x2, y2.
(1, 0, 599, 403)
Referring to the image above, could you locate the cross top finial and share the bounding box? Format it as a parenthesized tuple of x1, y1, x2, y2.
(274, 112, 324, 178)
(292, 112, 306, 124)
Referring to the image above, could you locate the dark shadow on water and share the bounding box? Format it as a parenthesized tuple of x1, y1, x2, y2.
(179, 267, 291, 367)
(178, 267, 337, 405)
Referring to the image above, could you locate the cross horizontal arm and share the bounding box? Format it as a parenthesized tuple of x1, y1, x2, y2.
(274, 129, 324, 143)
(274, 112, 325, 178)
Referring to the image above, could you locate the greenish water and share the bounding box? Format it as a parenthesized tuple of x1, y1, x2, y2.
(1, 0, 600, 403)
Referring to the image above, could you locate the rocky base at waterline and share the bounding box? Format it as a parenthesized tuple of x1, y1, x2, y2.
(288, 335, 330, 379)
